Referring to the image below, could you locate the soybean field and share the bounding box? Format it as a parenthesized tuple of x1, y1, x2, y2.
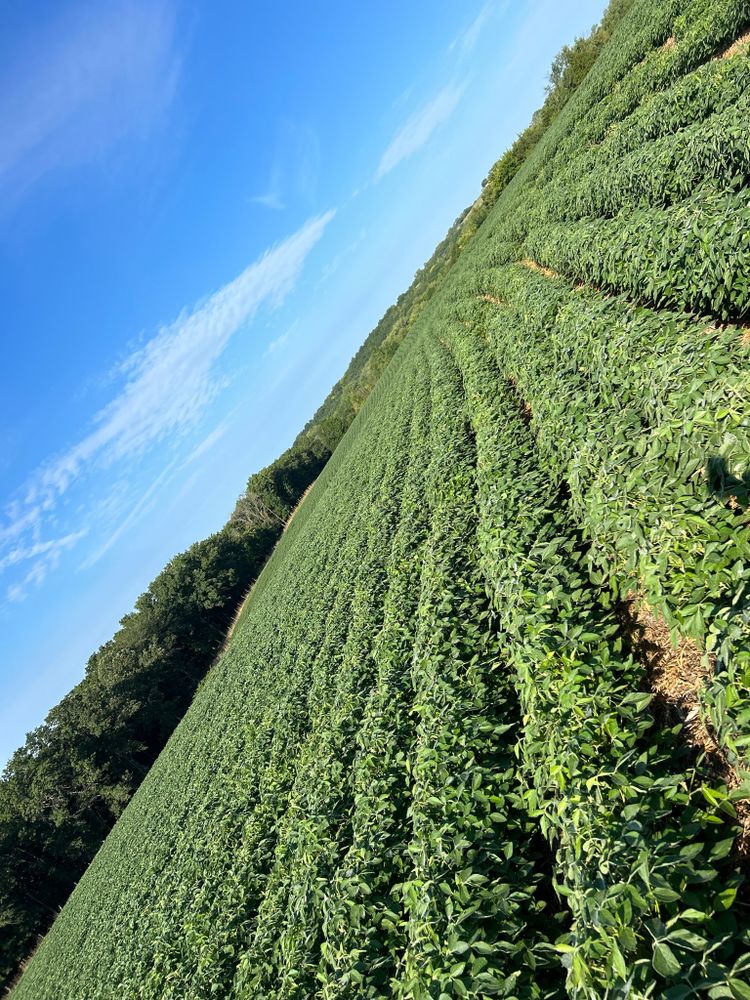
(12, 0, 750, 996)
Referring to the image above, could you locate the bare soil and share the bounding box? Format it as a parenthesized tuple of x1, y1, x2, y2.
(476, 293, 506, 307)
(519, 258, 560, 280)
(620, 593, 750, 857)
(720, 30, 750, 59)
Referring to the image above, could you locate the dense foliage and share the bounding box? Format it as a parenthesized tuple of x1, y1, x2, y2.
(454, 0, 637, 253)
(0, 5, 632, 990)
(305, 0, 641, 441)
(0, 447, 331, 987)
(9, 0, 750, 996)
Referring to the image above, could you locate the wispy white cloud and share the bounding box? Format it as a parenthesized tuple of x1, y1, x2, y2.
(0, 531, 87, 574)
(318, 231, 367, 285)
(265, 330, 290, 355)
(264, 321, 298, 357)
(78, 462, 179, 570)
(250, 191, 286, 211)
(376, 84, 466, 180)
(36, 211, 334, 498)
(183, 417, 233, 466)
(0, 503, 42, 546)
(250, 120, 320, 212)
(4, 531, 87, 603)
(448, 4, 493, 59)
(0, 211, 334, 596)
(0, 0, 182, 208)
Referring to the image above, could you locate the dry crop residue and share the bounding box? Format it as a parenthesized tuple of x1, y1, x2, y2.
(720, 29, 750, 59)
(519, 258, 560, 280)
(476, 293, 506, 307)
(620, 594, 750, 858)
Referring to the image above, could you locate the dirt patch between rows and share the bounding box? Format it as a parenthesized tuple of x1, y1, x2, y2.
(620, 594, 750, 857)
(476, 293, 506, 307)
(708, 321, 750, 347)
(720, 30, 750, 59)
(519, 258, 560, 280)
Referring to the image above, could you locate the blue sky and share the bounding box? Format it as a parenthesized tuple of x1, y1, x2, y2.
(0, 0, 606, 767)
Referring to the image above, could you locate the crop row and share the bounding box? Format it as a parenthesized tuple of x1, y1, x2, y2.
(435, 322, 750, 997)
(13, 1, 750, 997)
(529, 91, 750, 225)
(524, 187, 750, 320)
(530, 0, 750, 194)
(13, 337, 428, 998)
(448, 254, 750, 800)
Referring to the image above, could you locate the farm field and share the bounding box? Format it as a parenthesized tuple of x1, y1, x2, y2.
(12, 0, 750, 997)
